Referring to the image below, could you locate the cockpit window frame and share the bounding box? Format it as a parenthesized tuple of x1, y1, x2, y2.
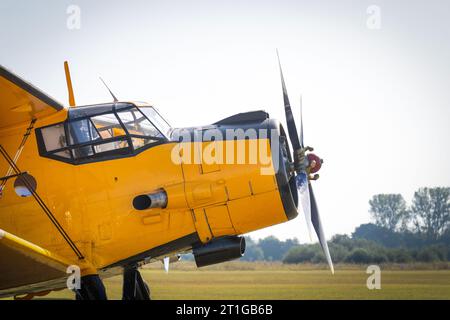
(35, 103, 171, 165)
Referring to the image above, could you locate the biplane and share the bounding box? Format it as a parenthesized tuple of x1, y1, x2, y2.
(0, 55, 333, 300)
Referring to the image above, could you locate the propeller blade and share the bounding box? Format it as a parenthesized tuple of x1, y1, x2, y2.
(299, 95, 304, 149)
(309, 184, 334, 274)
(276, 50, 301, 151)
(295, 173, 313, 241)
(163, 257, 170, 273)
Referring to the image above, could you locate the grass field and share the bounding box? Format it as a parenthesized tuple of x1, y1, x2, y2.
(32, 261, 450, 300)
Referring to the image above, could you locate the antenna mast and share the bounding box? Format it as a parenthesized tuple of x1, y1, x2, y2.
(99, 77, 119, 102)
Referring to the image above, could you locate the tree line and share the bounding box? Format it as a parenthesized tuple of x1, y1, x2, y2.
(368, 187, 449, 241)
(242, 187, 450, 264)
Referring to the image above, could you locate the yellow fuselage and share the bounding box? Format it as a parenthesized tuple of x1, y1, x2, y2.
(0, 109, 291, 276)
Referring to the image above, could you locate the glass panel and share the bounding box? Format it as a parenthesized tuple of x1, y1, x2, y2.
(72, 145, 94, 159)
(140, 107, 171, 138)
(40, 123, 67, 151)
(69, 119, 100, 145)
(40, 107, 167, 163)
(90, 113, 125, 139)
(117, 108, 163, 138)
(94, 140, 129, 154)
(66, 111, 135, 159)
(131, 137, 158, 149)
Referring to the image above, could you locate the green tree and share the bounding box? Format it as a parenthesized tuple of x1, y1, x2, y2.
(386, 248, 413, 263)
(411, 187, 450, 241)
(345, 248, 372, 264)
(352, 223, 403, 247)
(258, 236, 280, 261)
(283, 246, 316, 264)
(369, 194, 409, 231)
(416, 248, 440, 262)
(242, 237, 263, 261)
(329, 243, 350, 263)
(258, 236, 298, 261)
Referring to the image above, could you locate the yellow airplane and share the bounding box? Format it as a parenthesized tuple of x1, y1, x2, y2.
(0, 56, 333, 300)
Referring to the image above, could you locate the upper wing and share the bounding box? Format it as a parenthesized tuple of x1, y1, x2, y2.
(0, 65, 65, 130)
(0, 229, 73, 298)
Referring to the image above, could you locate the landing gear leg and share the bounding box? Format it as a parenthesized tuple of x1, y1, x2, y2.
(75, 275, 108, 300)
(122, 266, 151, 300)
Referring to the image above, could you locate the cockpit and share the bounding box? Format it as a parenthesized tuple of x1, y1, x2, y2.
(35, 102, 172, 164)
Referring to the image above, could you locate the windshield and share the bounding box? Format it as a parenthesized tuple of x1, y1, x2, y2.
(139, 106, 172, 138)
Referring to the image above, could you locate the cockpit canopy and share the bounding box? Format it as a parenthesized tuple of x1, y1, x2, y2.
(36, 102, 171, 164)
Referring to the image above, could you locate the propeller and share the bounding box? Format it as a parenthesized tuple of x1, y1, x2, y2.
(276, 51, 334, 274)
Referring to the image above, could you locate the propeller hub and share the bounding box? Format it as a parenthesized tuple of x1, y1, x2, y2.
(307, 153, 322, 174)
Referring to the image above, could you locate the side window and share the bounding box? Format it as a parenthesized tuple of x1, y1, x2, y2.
(68, 119, 100, 144)
(68, 115, 130, 159)
(39, 123, 71, 159)
(68, 119, 97, 158)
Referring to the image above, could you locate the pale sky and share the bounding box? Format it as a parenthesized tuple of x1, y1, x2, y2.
(1, 0, 449, 243)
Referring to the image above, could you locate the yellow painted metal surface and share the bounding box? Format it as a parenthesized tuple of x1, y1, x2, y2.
(0, 66, 65, 130)
(63, 61, 76, 107)
(0, 229, 74, 268)
(0, 65, 292, 296)
(0, 229, 72, 290)
(0, 115, 288, 292)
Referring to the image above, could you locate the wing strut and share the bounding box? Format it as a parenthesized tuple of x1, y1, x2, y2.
(0, 119, 36, 195)
(0, 145, 84, 260)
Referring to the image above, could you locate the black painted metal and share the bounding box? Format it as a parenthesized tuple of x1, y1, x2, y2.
(75, 275, 108, 300)
(0, 172, 27, 182)
(122, 267, 151, 300)
(276, 51, 302, 151)
(213, 111, 269, 125)
(193, 236, 245, 268)
(105, 233, 200, 269)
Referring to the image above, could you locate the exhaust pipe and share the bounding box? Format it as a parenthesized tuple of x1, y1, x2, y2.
(193, 236, 246, 267)
(133, 189, 168, 210)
